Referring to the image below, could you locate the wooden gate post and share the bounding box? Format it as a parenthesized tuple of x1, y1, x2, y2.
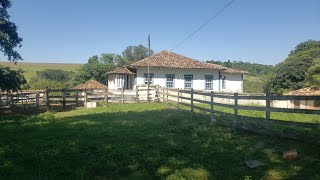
(104, 88, 108, 104)
(45, 86, 50, 110)
(36, 92, 40, 106)
(166, 88, 169, 102)
(266, 93, 271, 129)
(75, 89, 79, 107)
(191, 88, 194, 114)
(84, 89, 88, 108)
(234, 93, 239, 129)
(121, 87, 124, 104)
(210, 91, 216, 122)
(177, 88, 180, 105)
(162, 88, 165, 102)
(62, 88, 66, 109)
(156, 86, 160, 102)
(10, 93, 13, 106)
(135, 86, 139, 103)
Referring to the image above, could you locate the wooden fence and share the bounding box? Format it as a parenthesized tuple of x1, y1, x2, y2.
(158, 87, 320, 142)
(0, 86, 159, 110)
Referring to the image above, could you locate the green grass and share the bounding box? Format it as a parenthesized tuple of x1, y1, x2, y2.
(185, 102, 320, 138)
(0, 62, 82, 81)
(0, 103, 319, 179)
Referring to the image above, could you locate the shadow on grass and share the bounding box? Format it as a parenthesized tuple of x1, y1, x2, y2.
(0, 103, 319, 179)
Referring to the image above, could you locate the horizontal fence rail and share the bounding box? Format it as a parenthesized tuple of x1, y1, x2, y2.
(157, 88, 320, 140)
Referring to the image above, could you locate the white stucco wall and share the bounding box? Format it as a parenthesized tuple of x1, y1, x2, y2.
(107, 74, 117, 90)
(135, 67, 243, 92)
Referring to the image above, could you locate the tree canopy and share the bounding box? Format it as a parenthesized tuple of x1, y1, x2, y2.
(74, 55, 115, 84)
(0, 0, 23, 62)
(0, 66, 26, 92)
(74, 45, 153, 85)
(264, 40, 320, 94)
(122, 45, 153, 65)
(206, 60, 274, 75)
(0, 0, 26, 92)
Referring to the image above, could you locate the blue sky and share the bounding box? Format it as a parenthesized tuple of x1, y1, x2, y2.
(1, 0, 319, 65)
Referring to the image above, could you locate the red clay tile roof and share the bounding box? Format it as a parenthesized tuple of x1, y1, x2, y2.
(75, 80, 107, 89)
(223, 68, 248, 74)
(285, 88, 320, 96)
(130, 50, 246, 74)
(106, 67, 135, 75)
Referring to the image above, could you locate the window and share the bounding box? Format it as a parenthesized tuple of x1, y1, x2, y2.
(205, 75, 213, 90)
(184, 75, 193, 89)
(221, 76, 226, 90)
(117, 75, 125, 88)
(144, 73, 154, 85)
(166, 74, 175, 88)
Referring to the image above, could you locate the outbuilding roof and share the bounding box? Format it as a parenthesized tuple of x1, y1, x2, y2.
(130, 50, 247, 74)
(75, 80, 107, 90)
(285, 87, 320, 96)
(106, 67, 135, 75)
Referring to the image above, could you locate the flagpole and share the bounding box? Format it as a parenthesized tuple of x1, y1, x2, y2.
(147, 34, 150, 103)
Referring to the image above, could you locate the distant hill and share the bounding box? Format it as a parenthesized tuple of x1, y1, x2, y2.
(0, 62, 82, 81)
(206, 60, 274, 75)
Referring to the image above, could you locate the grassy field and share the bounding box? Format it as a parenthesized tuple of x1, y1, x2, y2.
(0, 62, 82, 81)
(0, 103, 319, 179)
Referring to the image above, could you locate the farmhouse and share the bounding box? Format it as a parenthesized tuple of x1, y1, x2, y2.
(107, 50, 247, 92)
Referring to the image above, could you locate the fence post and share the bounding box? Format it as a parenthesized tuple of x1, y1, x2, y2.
(135, 86, 139, 103)
(45, 86, 50, 110)
(166, 88, 169, 102)
(191, 88, 194, 114)
(177, 88, 180, 105)
(62, 88, 66, 109)
(75, 89, 79, 106)
(155, 86, 160, 102)
(210, 91, 216, 122)
(84, 89, 87, 108)
(266, 93, 271, 129)
(36, 92, 40, 106)
(10, 93, 13, 106)
(121, 87, 124, 104)
(104, 88, 108, 104)
(162, 88, 165, 102)
(234, 93, 238, 129)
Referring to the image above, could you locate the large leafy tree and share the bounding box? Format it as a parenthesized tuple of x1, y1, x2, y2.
(74, 54, 116, 84)
(122, 45, 153, 65)
(74, 45, 154, 85)
(264, 40, 320, 94)
(0, 0, 26, 92)
(0, 66, 26, 92)
(0, 0, 23, 62)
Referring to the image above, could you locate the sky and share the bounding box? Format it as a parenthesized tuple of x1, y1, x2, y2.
(1, 0, 319, 65)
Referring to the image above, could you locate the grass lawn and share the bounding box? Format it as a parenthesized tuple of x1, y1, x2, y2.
(0, 62, 82, 81)
(0, 103, 319, 179)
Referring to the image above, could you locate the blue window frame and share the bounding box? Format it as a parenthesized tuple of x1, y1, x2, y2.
(166, 74, 175, 88)
(205, 75, 213, 90)
(184, 75, 193, 89)
(144, 73, 154, 85)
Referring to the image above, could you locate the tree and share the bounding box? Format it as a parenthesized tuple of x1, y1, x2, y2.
(0, 66, 26, 92)
(35, 69, 73, 82)
(305, 59, 320, 88)
(122, 45, 153, 64)
(264, 40, 320, 94)
(74, 54, 115, 84)
(0, 0, 23, 62)
(0, 0, 26, 92)
(28, 69, 74, 89)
